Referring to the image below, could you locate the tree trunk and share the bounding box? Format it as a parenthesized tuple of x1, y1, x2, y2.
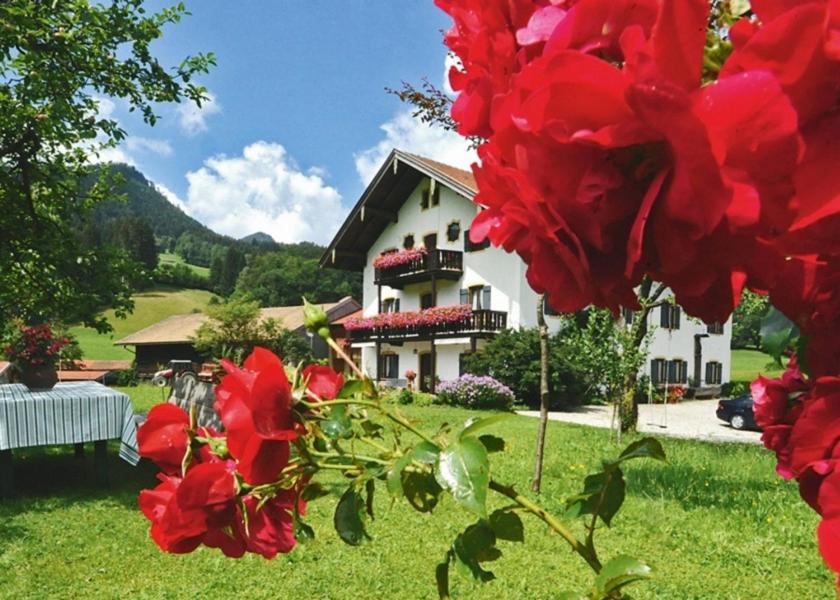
(532, 294, 551, 493)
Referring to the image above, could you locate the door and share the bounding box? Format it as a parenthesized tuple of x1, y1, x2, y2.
(419, 352, 432, 393)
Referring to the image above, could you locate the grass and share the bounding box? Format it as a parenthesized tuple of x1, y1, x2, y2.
(0, 383, 832, 599)
(68, 285, 217, 360)
(731, 349, 785, 382)
(158, 252, 210, 278)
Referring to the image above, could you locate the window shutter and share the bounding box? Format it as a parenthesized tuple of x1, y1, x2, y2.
(660, 306, 670, 328)
(667, 361, 676, 384)
(673, 307, 681, 330)
(460, 288, 468, 305)
(463, 230, 469, 251)
(651, 360, 659, 383)
(482, 286, 491, 311)
(705, 362, 713, 385)
(395, 298, 401, 313)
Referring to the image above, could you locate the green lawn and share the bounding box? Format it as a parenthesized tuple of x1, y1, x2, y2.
(731, 349, 785, 382)
(0, 387, 831, 599)
(69, 285, 217, 360)
(158, 252, 211, 278)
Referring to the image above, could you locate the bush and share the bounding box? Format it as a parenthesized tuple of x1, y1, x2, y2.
(115, 369, 139, 387)
(461, 328, 586, 409)
(397, 389, 414, 405)
(436, 374, 515, 410)
(722, 380, 750, 398)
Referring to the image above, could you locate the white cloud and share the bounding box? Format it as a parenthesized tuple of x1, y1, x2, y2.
(443, 53, 463, 95)
(154, 182, 192, 215)
(125, 137, 173, 156)
(354, 110, 477, 185)
(178, 141, 344, 244)
(177, 91, 221, 136)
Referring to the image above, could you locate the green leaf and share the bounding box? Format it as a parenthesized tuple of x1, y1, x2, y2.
(403, 471, 443, 513)
(320, 404, 353, 439)
(594, 555, 653, 595)
(565, 469, 626, 526)
(459, 414, 512, 441)
(615, 437, 666, 463)
(478, 434, 505, 453)
(365, 479, 376, 520)
(436, 555, 451, 600)
(436, 437, 490, 518)
(760, 307, 799, 366)
(337, 377, 377, 399)
(333, 487, 370, 546)
(452, 522, 497, 582)
(385, 442, 441, 498)
(301, 482, 329, 502)
(293, 515, 315, 542)
(489, 509, 524, 543)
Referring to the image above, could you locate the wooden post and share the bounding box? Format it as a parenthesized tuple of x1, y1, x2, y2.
(0, 449, 13, 497)
(375, 284, 382, 382)
(94, 440, 108, 486)
(430, 275, 438, 394)
(74, 442, 85, 459)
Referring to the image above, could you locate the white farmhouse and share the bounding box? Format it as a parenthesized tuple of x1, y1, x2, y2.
(321, 149, 731, 394)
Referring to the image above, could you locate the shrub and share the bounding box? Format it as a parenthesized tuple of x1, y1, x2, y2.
(436, 374, 515, 410)
(722, 380, 750, 398)
(397, 389, 414, 405)
(461, 328, 586, 409)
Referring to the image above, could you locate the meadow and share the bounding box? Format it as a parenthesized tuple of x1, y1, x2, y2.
(0, 385, 831, 600)
(68, 286, 216, 360)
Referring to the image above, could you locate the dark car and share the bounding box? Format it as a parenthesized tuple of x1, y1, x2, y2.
(716, 394, 759, 431)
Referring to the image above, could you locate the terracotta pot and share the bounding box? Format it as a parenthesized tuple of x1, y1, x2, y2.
(18, 363, 58, 391)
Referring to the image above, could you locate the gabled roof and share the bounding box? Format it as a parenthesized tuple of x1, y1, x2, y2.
(115, 297, 361, 346)
(319, 149, 477, 271)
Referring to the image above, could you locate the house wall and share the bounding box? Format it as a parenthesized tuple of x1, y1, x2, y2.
(359, 338, 485, 385)
(642, 308, 732, 387)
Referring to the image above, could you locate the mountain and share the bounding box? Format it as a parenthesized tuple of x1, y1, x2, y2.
(92, 163, 218, 241)
(240, 231, 276, 244)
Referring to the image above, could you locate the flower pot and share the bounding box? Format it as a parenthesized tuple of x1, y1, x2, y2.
(18, 364, 58, 391)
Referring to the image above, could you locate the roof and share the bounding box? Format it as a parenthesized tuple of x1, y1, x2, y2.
(115, 297, 361, 347)
(319, 149, 477, 271)
(332, 309, 363, 325)
(75, 360, 132, 371)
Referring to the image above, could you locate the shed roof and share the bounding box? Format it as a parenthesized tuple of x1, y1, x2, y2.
(115, 297, 360, 347)
(319, 149, 477, 272)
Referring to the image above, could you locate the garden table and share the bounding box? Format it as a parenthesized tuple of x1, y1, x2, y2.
(0, 381, 139, 495)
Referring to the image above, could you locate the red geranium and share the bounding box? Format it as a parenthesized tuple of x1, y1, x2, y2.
(302, 364, 344, 401)
(137, 403, 191, 475)
(215, 347, 299, 485)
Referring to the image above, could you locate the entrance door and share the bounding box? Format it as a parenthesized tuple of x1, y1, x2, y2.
(419, 352, 432, 393)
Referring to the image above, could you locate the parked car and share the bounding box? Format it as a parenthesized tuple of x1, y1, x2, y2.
(716, 394, 759, 431)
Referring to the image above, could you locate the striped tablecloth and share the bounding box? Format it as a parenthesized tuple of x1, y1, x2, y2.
(0, 382, 139, 465)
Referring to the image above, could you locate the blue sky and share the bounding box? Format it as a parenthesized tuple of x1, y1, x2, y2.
(102, 1, 474, 244)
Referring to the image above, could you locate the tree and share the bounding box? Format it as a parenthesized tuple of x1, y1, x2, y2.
(0, 0, 215, 331)
(192, 296, 313, 365)
(732, 289, 769, 349)
(218, 246, 246, 297)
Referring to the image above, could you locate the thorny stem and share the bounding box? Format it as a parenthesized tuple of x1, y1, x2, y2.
(488, 480, 602, 573)
(327, 337, 365, 379)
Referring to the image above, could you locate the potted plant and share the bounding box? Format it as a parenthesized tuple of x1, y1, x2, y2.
(3, 323, 70, 390)
(404, 369, 416, 391)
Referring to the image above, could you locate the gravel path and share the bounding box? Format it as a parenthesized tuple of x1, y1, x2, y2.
(518, 399, 762, 445)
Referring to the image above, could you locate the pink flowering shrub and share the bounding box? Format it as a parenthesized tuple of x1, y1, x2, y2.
(344, 305, 472, 332)
(372, 247, 427, 269)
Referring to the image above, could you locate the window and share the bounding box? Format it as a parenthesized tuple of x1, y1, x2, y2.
(379, 354, 399, 379)
(420, 292, 435, 309)
(420, 183, 440, 209)
(705, 361, 723, 385)
(382, 298, 400, 313)
(423, 233, 438, 250)
(660, 304, 681, 330)
(461, 285, 491, 310)
(667, 359, 688, 384)
(650, 358, 667, 384)
(621, 307, 634, 325)
(707, 322, 724, 335)
(464, 228, 491, 252)
(403, 234, 415, 249)
(446, 221, 461, 242)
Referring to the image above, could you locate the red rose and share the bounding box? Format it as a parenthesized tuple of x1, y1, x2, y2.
(302, 364, 344, 401)
(241, 488, 302, 558)
(139, 462, 238, 555)
(137, 403, 190, 475)
(215, 347, 298, 485)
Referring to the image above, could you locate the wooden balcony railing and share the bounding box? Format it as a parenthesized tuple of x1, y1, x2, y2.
(374, 249, 463, 287)
(349, 309, 507, 342)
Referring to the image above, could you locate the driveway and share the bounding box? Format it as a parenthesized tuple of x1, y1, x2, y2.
(517, 399, 762, 445)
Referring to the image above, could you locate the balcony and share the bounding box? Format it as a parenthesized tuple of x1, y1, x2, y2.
(347, 308, 507, 342)
(374, 248, 463, 288)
